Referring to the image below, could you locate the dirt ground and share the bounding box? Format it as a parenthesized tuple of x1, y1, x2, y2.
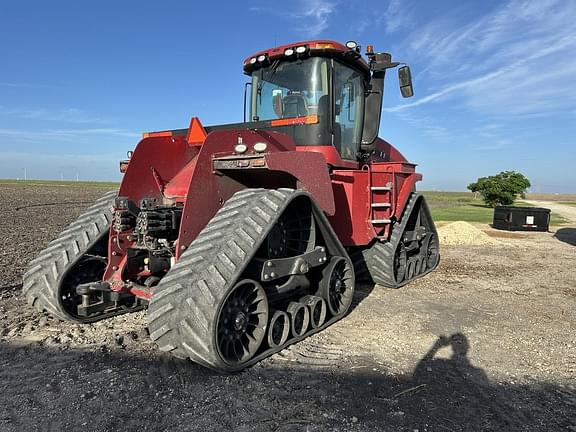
(0, 184, 575, 432)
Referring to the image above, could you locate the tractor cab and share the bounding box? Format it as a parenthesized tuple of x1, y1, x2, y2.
(243, 40, 413, 163)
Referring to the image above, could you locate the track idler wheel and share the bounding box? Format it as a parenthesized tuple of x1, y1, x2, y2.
(300, 295, 327, 329)
(287, 301, 310, 337)
(319, 257, 354, 317)
(267, 310, 290, 348)
(216, 280, 268, 366)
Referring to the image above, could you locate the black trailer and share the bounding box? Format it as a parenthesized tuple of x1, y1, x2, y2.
(493, 206, 550, 232)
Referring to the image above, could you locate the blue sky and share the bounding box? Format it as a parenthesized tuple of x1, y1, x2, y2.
(1, 0, 574, 192)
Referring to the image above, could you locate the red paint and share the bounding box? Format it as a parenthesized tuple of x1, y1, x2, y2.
(104, 114, 424, 284)
(265, 151, 335, 215)
(296, 146, 358, 169)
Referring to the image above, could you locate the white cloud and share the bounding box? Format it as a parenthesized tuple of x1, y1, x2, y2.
(251, 0, 336, 38)
(387, 0, 576, 116)
(0, 127, 140, 144)
(0, 82, 44, 88)
(292, 0, 336, 37)
(380, 0, 414, 34)
(0, 107, 106, 124)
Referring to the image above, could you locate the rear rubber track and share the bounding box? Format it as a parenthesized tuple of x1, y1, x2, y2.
(148, 188, 353, 372)
(22, 190, 117, 322)
(351, 192, 439, 288)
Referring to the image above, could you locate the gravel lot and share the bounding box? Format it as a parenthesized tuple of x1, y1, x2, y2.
(0, 184, 575, 431)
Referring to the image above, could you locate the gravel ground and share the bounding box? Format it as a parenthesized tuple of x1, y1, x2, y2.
(0, 184, 575, 432)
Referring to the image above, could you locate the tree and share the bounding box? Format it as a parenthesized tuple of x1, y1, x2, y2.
(467, 171, 531, 207)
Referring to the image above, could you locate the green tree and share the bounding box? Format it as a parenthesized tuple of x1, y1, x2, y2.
(467, 171, 531, 207)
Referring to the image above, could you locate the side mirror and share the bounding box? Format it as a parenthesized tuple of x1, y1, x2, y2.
(398, 66, 414, 98)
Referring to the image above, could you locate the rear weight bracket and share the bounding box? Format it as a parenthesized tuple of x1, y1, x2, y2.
(260, 246, 327, 282)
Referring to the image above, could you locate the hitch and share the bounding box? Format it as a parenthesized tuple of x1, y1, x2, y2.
(76, 282, 134, 317)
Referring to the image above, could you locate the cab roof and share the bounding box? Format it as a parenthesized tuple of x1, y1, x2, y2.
(243, 40, 371, 76)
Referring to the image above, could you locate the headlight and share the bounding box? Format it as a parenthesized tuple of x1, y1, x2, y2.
(234, 143, 248, 154)
(295, 45, 307, 54)
(253, 142, 268, 153)
(249, 57, 257, 64)
(257, 55, 266, 62)
(284, 48, 294, 56)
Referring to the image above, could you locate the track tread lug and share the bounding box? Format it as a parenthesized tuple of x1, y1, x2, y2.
(21, 190, 117, 322)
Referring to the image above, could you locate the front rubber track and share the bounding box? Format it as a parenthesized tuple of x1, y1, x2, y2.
(147, 188, 353, 373)
(351, 193, 440, 288)
(22, 190, 117, 322)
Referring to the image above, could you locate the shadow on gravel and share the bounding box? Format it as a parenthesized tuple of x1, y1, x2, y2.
(349, 283, 375, 312)
(0, 334, 574, 432)
(554, 228, 576, 246)
(0, 284, 21, 294)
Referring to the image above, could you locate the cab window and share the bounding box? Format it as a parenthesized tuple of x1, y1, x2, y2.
(333, 62, 364, 160)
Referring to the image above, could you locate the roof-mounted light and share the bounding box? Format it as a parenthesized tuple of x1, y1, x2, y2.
(346, 40, 357, 50)
(284, 48, 294, 56)
(314, 42, 334, 49)
(257, 54, 267, 62)
(295, 45, 307, 54)
(249, 57, 257, 64)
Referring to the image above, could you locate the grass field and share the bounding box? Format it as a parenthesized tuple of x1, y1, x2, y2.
(0, 180, 570, 225)
(525, 193, 576, 202)
(422, 191, 568, 225)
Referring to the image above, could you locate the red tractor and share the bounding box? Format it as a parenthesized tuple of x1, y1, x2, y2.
(23, 40, 439, 372)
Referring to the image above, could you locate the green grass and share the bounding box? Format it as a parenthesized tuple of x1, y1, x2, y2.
(0, 179, 119, 188)
(561, 202, 576, 207)
(422, 191, 568, 225)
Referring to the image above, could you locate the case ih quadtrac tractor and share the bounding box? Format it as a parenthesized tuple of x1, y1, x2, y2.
(24, 40, 439, 372)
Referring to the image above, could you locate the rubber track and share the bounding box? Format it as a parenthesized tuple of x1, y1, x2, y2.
(147, 188, 352, 372)
(22, 190, 117, 322)
(351, 192, 439, 288)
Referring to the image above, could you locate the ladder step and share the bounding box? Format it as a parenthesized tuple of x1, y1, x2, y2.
(371, 186, 391, 191)
(371, 203, 391, 208)
(371, 219, 392, 224)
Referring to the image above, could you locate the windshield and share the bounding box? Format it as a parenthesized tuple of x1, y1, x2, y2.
(250, 57, 329, 122)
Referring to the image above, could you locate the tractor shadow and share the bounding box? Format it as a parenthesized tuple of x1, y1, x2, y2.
(349, 282, 375, 311)
(554, 228, 576, 246)
(0, 333, 573, 431)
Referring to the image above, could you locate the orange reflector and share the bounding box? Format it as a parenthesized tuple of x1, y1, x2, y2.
(314, 43, 334, 49)
(187, 117, 207, 145)
(251, 158, 266, 167)
(142, 131, 173, 138)
(270, 114, 319, 127)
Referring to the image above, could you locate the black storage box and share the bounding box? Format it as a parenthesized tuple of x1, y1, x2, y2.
(493, 206, 550, 231)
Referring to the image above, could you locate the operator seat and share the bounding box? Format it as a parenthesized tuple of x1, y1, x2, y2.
(282, 93, 308, 117)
